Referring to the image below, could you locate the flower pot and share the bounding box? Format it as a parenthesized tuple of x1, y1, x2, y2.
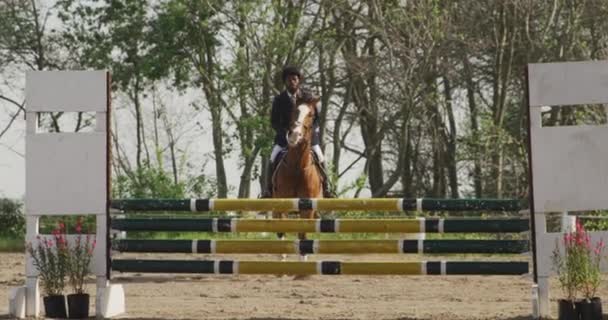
(43, 295, 67, 319)
(558, 299, 578, 320)
(578, 297, 602, 320)
(67, 293, 90, 319)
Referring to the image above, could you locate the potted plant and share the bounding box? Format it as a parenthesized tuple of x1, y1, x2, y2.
(66, 217, 96, 319)
(26, 222, 69, 319)
(553, 221, 605, 320)
(577, 222, 604, 320)
(552, 228, 580, 320)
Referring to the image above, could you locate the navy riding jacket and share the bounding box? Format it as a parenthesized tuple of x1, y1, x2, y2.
(271, 89, 320, 147)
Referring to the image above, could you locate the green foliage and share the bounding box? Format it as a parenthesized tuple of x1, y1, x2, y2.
(0, 198, 25, 238)
(113, 165, 186, 199)
(187, 171, 218, 198)
(582, 216, 608, 231)
(147, 0, 223, 86)
(337, 172, 368, 197)
(57, 0, 154, 89)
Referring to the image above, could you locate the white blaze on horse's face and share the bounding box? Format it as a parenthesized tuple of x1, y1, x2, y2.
(287, 103, 311, 147)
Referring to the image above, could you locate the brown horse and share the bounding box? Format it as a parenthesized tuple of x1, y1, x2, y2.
(272, 96, 323, 255)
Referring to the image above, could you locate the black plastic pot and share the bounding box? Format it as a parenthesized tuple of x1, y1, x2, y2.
(558, 299, 579, 320)
(67, 293, 90, 319)
(43, 295, 68, 319)
(578, 297, 602, 320)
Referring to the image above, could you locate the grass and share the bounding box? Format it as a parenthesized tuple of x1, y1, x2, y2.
(0, 237, 24, 252)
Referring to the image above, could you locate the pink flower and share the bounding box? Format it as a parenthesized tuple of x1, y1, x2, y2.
(75, 217, 83, 232)
(58, 222, 65, 231)
(576, 221, 585, 232)
(564, 233, 572, 246)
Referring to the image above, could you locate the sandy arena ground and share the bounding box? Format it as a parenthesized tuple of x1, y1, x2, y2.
(0, 252, 601, 319)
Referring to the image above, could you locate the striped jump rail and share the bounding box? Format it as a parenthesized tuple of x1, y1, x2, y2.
(110, 218, 530, 233)
(110, 198, 522, 212)
(113, 239, 530, 255)
(111, 259, 529, 275)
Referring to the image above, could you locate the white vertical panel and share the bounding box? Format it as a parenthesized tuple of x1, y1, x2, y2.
(22, 70, 110, 319)
(25, 70, 108, 216)
(528, 61, 608, 107)
(529, 61, 608, 212)
(26, 71, 107, 112)
(531, 125, 608, 212)
(26, 133, 107, 215)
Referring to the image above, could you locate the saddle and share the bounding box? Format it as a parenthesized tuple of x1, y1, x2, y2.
(267, 149, 335, 198)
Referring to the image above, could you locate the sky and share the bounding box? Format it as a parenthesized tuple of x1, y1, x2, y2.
(0, 70, 26, 200)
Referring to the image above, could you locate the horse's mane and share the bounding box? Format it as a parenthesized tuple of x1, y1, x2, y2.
(296, 90, 319, 105)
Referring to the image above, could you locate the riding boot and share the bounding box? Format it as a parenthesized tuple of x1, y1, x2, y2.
(261, 160, 277, 198)
(318, 161, 336, 198)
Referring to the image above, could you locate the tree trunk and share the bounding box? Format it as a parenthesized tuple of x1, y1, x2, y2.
(210, 102, 228, 198)
(361, 28, 384, 195)
(463, 55, 482, 198)
(133, 89, 143, 169)
(442, 75, 458, 198)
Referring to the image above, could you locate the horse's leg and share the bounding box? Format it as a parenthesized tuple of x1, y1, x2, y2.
(298, 209, 316, 262)
(273, 211, 285, 239)
(272, 210, 288, 261)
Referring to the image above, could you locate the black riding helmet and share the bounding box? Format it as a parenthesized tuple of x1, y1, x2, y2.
(282, 65, 302, 82)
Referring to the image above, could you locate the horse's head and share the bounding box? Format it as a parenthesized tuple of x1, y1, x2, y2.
(287, 96, 320, 147)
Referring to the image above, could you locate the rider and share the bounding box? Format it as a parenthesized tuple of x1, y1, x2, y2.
(262, 65, 335, 198)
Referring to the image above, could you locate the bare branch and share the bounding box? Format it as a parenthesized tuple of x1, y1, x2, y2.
(0, 107, 22, 139)
(0, 95, 25, 112)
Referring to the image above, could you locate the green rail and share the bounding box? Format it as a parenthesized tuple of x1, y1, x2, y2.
(110, 198, 523, 212)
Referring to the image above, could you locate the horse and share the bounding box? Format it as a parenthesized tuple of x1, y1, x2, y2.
(272, 95, 323, 260)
